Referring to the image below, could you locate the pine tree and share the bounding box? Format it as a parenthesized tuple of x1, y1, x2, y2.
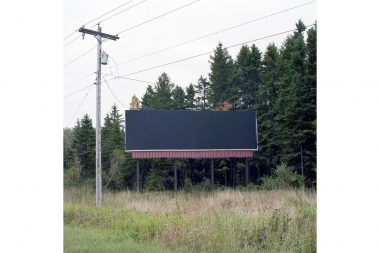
(154, 73, 175, 109)
(185, 84, 196, 110)
(72, 114, 96, 180)
(63, 127, 75, 169)
(102, 105, 124, 174)
(209, 42, 236, 107)
(273, 20, 316, 180)
(172, 86, 186, 110)
(141, 85, 155, 109)
(255, 43, 280, 170)
(235, 44, 261, 110)
(194, 75, 211, 110)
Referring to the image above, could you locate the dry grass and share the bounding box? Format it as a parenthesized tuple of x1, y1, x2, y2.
(64, 187, 315, 217)
(65, 187, 316, 252)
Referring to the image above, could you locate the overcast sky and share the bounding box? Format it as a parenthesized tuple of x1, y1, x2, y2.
(63, 0, 316, 128)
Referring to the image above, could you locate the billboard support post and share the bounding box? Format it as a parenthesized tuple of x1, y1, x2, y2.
(136, 160, 140, 192)
(245, 158, 249, 186)
(210, 159, 214, 189)
(174, 160, 178, 191)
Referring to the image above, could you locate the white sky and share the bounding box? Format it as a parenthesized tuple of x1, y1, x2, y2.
(63, 0, 316, 128)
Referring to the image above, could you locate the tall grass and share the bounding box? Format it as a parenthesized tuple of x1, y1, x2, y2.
(64, 187, 316, 252)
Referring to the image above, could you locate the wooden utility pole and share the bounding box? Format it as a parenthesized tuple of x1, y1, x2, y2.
(79, 25, 119, 207)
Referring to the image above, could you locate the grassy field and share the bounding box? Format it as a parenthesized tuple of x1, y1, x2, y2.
(64, 187, 316, 252)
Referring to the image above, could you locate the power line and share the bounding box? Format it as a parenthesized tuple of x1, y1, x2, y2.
(63, 0, 147, 48)
(67, 85, 93, 126)
(64, 0, 136, 41)
(65, 72, 95, 88)
(117, 0, 201, 35)
(104, 0, 316, 69)
(64, 84, 94, 98)
(64, 40, 107, 67)
(64, 0, 201, 66)
(117, 77, 156, 85)
(98, 0, 147, 25)
(108, 25, 313, 79)
(102, 75, 128, 108)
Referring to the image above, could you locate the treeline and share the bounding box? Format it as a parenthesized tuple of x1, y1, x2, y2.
(64, 20, 316, 190)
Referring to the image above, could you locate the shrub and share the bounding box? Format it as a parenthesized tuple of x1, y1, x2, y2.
(192, 178, 212, 192)
(144, 169, 164, 191)
(183, 177, 192, 193)
(64, 167, 80, 187)
(260, 164, 305, 190)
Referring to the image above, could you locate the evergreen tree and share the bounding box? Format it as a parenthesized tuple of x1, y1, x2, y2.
(154, 73, 175, 109)
(209, 42, 236, 107)
(255, 43, 280, 170)
(64, 127, 74, 169)
(185, 84, 196, 110)
(273, 20, 316, 180)
(194, 75, 211, 110)
(172, 86, 186, 110)
(102, 105, 124, 175)
(141, 85, 155, 109)
(72, 114, 96, 180)
(235, 44, 261, 109)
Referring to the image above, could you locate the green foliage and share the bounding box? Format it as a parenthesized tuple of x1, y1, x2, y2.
(72, 114, 95, 180)
(64, 225, 181, 253)
(64, 167, 80, 187)
(194, 75, 211, 110)
(102, 105, 124, 175)
(63, 128, 75, 169)
(183, 177, 192, 193)
(172, 86, 186, 110)
(192, 178, 212, 192)
(65, 20, 317, 190)
(209, 42, 236, 106)
(235, 44, 261, 109)
(64, 190, 316, 253)
(260, 164, 305, 190)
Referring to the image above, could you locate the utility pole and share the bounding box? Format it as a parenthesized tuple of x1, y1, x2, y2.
(79, 24, 119, 207)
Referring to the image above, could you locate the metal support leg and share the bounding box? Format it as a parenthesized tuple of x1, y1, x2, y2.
(245, 158, 249, 186)
(136, 160, 140, 192)
(174, 160, 177, 191)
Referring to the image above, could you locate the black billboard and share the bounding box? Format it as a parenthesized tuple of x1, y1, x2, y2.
(125, 110, 257, 151)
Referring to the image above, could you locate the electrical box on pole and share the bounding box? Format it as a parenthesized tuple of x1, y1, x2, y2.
(79, 24, 119, 207)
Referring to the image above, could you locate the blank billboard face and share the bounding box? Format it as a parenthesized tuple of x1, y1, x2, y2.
(125, 110, 257, 151)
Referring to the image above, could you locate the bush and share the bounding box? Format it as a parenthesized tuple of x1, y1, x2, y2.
(64, 167, 80, 187)
(192, 178, 212, 192)
(144, 169, 164, 191)
(183, 177, 192, 193)
(260, 164, 305, 190)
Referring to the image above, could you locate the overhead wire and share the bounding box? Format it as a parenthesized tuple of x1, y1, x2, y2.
(64, 0, 147, 48)
(117, 0, 201, 35)
(65, 72, 96, 88)
(107, 25, 313, 80)
(63, 0, 136, 41)
(105, 0, 316, 69)
(66, 1, 315, 85)
(67, 85, 94, 126)
(102, 74, 128, 108)
(97, 0, 147, 25)
(65, 83, 94, 98)
(64, 0, 202, 67)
